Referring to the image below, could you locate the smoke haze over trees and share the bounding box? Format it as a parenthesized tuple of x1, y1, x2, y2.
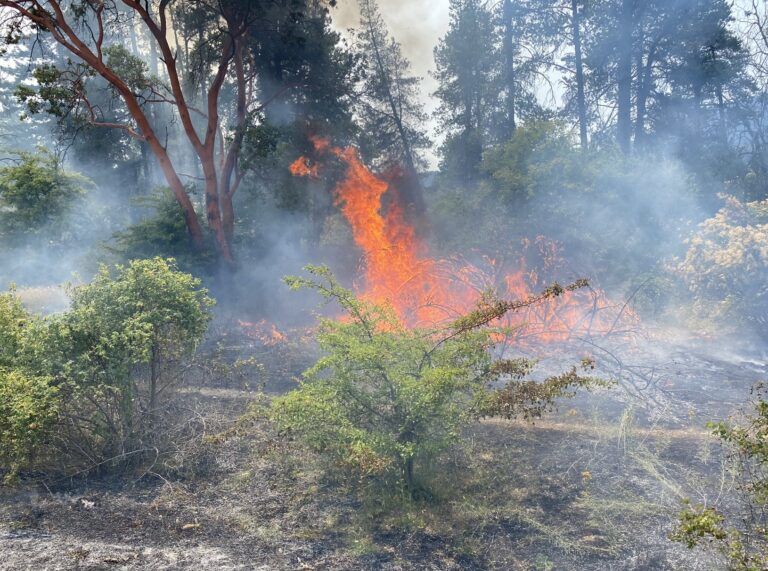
(2, 0, 768, 568)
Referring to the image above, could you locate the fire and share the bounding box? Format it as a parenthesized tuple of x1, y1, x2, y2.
(291, 137, 638, 343)
(238, 319, 286, 346)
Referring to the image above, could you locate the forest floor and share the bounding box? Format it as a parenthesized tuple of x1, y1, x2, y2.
(0, 329, 764, 570)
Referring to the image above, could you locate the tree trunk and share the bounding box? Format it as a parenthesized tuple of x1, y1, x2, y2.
(149, 31, 159, 77)
(616, 0, 634, 154)
(134, 104, 206, 251)
(572, 0, 588, 150)
(712, 49, 727, 142)
(220, 41, 247, 243)
(200, 151, 234, 265)
(635, 45, 656, 149)
(129, 23, 139, 56)
(503, 0, 517, 138)
(404, 456, 415, 497)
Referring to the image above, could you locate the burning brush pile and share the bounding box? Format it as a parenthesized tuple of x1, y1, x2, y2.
(238, 137, 638, 359)
(284, 136, 639, 348)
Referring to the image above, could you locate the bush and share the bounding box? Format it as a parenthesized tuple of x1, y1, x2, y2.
(671, 385, 768, 569)
(0, 369, 59, 482)
(676, 195, 768, 336)
(271, 266, 602, 499)
(58, 258, 214, 458)
(0, 289, 30, 367)
(109, 188, 214, 273)
(0, 148, 87, 242)
(0, 258, 215, 479)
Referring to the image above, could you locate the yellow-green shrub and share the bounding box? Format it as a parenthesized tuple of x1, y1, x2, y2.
(0, 369, 59, 481)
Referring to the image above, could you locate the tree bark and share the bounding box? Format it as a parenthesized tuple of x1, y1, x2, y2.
(149, 342, 159, 424)
(634, 44, 657, 149)
(404, 455, 415, 497)
(616, 0, 634, 154)
(503, 0, 517, 138)
(572, 0, 588, 150)
(220, 41, 248, 243)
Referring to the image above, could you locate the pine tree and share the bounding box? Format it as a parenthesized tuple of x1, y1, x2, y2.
(433, 0, 497, 182)
(355, 0, 430, 223)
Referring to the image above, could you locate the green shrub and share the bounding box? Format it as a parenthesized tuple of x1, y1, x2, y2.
(271, 266, 602, 499)
(58, 257, 215, 455)
(676, 195, 768, 336)
(0, 289, 30, 368)
(672, 385, 768, 569)
(0, 258, 215, 479)
(0, 148, 87, 241)
(0, 369, 59, 482)
(108, 189, 214, 273)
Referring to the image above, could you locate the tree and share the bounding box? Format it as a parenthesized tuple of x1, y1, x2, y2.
(240, 0, 359, 243)
(729, 0, 768, 200)
(355, 0, 429, 169)
(494, 0, 560, 142)
(354, 0, 429, 224)
(272, 266, 600, 498)
(616, 0, 633, 154)
(433, 0, 497, 182)
(0, 147, 87, 242)
(570, 0, 588, 148)
(250, 0, 357, 135)
(574, 0, 749, 156)
(1, 0, 259, 266)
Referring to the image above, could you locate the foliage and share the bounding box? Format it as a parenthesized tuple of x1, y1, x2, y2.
(63, 257, 214, 394)
(0, 258, 215, 480)
(0, 148, 88, 241)
(0, 291, 59, 480)
(109, 189, 214, 273)
(432, 121, 696, 292)
(481, 120, 582, 205)
(271, 265, 602, 498)
(671, 385, 768, 570)
(0, 368, 59, 482)
(432, 0, 497, 180)
(0, 289, 30, 368)
(675, 195, 768, 335)
(354, 0, 430, 169)
(14, 63, 81, 119)
(481, 363, 610, 421)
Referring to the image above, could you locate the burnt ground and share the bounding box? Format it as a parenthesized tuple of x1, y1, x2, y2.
(1, 330, 764, 570)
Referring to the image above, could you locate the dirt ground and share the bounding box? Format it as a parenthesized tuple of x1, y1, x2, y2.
(1, 332, 763, 570)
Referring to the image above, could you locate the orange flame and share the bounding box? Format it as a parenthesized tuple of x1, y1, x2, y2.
(291, 137, 638, 343)
(238, 319, 287, 346)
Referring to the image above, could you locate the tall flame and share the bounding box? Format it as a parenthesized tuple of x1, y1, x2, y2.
(290, 137, 637, 342)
